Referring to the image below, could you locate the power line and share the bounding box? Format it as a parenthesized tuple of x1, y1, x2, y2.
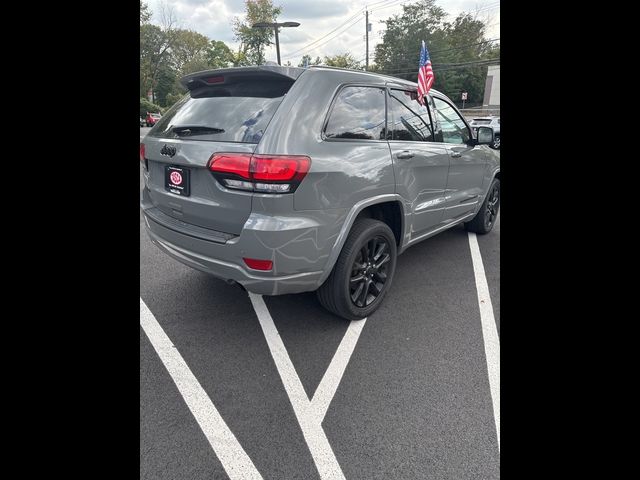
(376, 38, 500, 62)
(284, 0, 407, 56)
(370, 38, 500, 71)
(283, 16, 364, 61)
(281, 8, 364, 59)
(282, 0, 499, 65)
(379, 58, 500, 76)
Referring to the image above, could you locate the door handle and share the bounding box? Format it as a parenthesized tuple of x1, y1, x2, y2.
(397, 151, 414, 160)
(450, 151, 462, 158)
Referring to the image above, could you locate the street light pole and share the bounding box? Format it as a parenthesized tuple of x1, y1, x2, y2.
(274, 25, 281, 65)
(252, 21, 300, 66)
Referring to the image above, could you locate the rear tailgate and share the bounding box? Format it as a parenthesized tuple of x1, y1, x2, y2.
(142, 66, 304, 236)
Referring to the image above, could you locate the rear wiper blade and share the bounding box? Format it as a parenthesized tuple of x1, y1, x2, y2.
(171, 125, 225, 136)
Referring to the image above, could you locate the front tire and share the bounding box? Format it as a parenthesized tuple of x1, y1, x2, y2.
(317, 218, 397, 320)
(464, 178, 500, 234)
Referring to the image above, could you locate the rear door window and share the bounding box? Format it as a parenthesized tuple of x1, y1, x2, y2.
(324, 86, 386, 140)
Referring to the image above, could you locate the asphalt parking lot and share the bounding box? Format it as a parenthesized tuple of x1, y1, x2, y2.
(140, 127, 500, 479)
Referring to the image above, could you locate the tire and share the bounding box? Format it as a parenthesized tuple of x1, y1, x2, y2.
(491, 135, 500, 149)
(464, 178, 500, 234)
(317, 218, 397, 320)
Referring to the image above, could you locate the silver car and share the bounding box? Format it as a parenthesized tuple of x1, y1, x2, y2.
(140, 65, 500, 320)
(469, 116, 500, 149)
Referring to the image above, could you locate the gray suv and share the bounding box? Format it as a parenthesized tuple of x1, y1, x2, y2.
(140, 65, 500, 320)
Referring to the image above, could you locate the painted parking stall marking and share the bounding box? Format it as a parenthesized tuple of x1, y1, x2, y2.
(249, 292, 368, 480)
(468, 232, 500, 451)
(140, 297, 263, 480)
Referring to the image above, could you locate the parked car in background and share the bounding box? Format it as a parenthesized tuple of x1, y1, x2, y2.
(146, 112, 162, 127)
(140, 65, 500, 320)
(469, 116, 500, 149)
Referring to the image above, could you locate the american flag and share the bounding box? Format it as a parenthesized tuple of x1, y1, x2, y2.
(417, 40, 434, 105)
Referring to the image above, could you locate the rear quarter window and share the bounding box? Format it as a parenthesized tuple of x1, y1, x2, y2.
(324, 86, 386, 140)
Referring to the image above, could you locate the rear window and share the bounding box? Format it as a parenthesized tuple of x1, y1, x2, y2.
(472, 119, 491, 124)
(149, 79, 291, 143)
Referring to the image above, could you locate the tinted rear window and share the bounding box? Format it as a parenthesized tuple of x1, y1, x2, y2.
(149, 79, 291, 143)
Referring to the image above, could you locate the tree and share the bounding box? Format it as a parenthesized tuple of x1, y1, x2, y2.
(297, 54, 321, 67)
(140, 1, 151, 24)
(140, 97, 162, 117)
(154, 62, 178, 107)
(139, 3, 177, 102)
(374, 0, 447, 81)
(232, 0, 282, 65)
(323, 53, 363, 70)
(373, 0, 499, 106)
(207, 40, 234, 69)
(170, 29, 210, 73)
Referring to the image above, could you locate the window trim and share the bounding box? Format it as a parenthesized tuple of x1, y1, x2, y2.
(386, 88, 436, 144)
(321, 83, 389, 143)
(430, 94, 474, 146)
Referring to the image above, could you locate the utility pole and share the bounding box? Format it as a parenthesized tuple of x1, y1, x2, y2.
(365, 9, 369, 71)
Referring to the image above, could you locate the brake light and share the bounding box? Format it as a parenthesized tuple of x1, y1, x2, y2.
(243, 258, 273, 270)
(140, 143, 145, 164)
(205, 76, 224, 84)
(208, 153, 311, 193)
(209, 154, 251, 178)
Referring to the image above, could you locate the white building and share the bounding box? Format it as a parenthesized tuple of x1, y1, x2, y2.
(483, 65, 500, 107)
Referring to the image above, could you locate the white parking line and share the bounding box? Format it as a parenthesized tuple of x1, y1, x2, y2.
(467, 232, 500, 451)
(311, 319, 367, 423)
(249, 292, 354, 480)
(140, 298, 263, 480)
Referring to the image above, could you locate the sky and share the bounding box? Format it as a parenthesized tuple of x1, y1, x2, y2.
(145, 0, 500, 66)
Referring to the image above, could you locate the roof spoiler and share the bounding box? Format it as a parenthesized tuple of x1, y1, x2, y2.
(180, 65, 306, 91)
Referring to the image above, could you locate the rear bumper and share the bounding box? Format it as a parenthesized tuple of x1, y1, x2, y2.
(141, 190, 338, 295)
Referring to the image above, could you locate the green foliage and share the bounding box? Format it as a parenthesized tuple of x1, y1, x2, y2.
(298, 54, 322, 67)
(171, 30, 210, 72)
(207, 40, 234, 69)
(232, 0, 282, 65)
(165, 93, 186, 109)
(323, 53, 363, 70)
(154, 63, 178, 107)
(373, 0, 499, 106)
(140, 1, 150, 24)
(140, 23, 175, 100)
(140, 97, 162, 117)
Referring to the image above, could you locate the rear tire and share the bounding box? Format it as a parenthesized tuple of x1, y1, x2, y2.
(317, 219, 397, 320)
(464, 178, 500, 234)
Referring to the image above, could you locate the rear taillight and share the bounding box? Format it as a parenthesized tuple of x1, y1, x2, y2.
(140, 143, 145, 164)
(208, 153, 311, 193)
(209, 154, 251, 178)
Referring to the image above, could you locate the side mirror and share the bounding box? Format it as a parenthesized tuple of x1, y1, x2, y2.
(476, 126, 494, 145)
